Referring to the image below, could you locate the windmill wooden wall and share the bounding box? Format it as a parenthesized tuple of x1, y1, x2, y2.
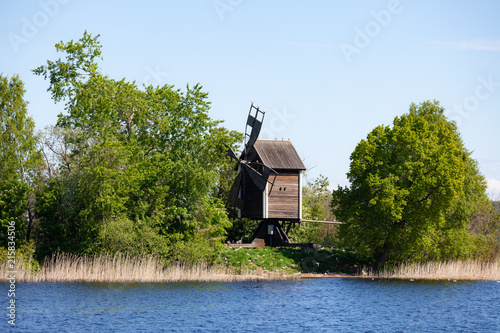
(239, 140, 305, 221)
(267, 171, 301, 219)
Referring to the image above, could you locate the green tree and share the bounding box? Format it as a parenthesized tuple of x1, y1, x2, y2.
(0, 74, 42, 246)
(332, 100, 488, 267)
(302, 174, 334, 221)
(289, 175, 337, 244)
(468, 198, 500, 259)
(33, 31, 240, 257)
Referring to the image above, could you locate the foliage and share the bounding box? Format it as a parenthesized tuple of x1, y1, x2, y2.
(0, 241, 40, 273)
(224, 218, 261, 243)
(283, 248, 370, 274)
(302, 174, 333, 221)
(289, 175, 338, 245)
(0, 74, 42, 247)
(468, 199, 500, 259)
(332, 100, 489, 267)
(32, 31, 240, 258)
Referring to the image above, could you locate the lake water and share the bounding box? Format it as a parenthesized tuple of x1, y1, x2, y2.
(2, 278, 499, 332)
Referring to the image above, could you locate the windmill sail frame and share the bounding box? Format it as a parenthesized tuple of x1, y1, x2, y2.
(244, 103, 265, 157)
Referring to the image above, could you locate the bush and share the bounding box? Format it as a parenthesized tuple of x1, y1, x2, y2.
(0, 241, 39, 273)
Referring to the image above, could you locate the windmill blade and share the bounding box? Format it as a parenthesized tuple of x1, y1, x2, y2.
(248, 162, 276, 184)
(246, 114, 259, 127)
(265, 165, 278, 195)
(227, 171, 243, 208)
(244, 117, 262, 155)
(261, 165, 271, 181)
(249, 163, 278, 195)
(243, 103, 265, 157)
(226, 147, 239, 162)
(243, 163, 268, 192)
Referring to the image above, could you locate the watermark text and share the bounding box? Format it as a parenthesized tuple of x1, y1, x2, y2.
(213, 0, 243, 21)
(6, 221, 16, 326)
(446, 74, 499, 125)
(339, 0, 404, 63)
(7, 0, 71, 53)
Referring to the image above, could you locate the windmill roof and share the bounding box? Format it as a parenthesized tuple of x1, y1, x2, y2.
(253, 140, 306, 170)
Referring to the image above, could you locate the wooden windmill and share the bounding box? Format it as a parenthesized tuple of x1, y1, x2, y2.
(226, 103, 306, 247)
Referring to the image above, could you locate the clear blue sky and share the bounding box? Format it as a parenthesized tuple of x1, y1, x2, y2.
(2, 0, 500, 197)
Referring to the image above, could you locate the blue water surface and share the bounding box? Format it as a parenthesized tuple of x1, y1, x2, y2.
(1, 278, 499, 332)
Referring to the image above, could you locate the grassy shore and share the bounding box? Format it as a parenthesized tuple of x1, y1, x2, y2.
(1, 252, 498, 282)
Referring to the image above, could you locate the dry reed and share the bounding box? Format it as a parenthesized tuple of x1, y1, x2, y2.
(0, 253, 292, 282)
(365, 260, 500, 281)
(3, 254, 498, 282)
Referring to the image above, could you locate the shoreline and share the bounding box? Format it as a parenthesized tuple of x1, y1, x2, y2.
(2, 271, 499, 283)
(299, 273, 500, 281)
(2, 275, 499, 283)
(2, 253, 498, 283)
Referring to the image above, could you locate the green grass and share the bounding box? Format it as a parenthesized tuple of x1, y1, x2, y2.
(217, 247, 298, 274)
(217, 247, 370, 275)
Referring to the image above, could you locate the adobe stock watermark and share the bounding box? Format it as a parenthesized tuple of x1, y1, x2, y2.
(142, 65, 169, 86)
(6, 221, 17, 326)
(446, 74, 499, 126)
(339, 0, 406, 64)
(7, 0, 71, 54)
(213, 0, 243, 21)
(259, 106, 295, 140)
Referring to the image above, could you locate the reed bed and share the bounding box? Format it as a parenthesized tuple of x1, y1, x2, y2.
(3, 254, 498, 282)
(366, 260, 500, 281)
(1, 253, 291, 283)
